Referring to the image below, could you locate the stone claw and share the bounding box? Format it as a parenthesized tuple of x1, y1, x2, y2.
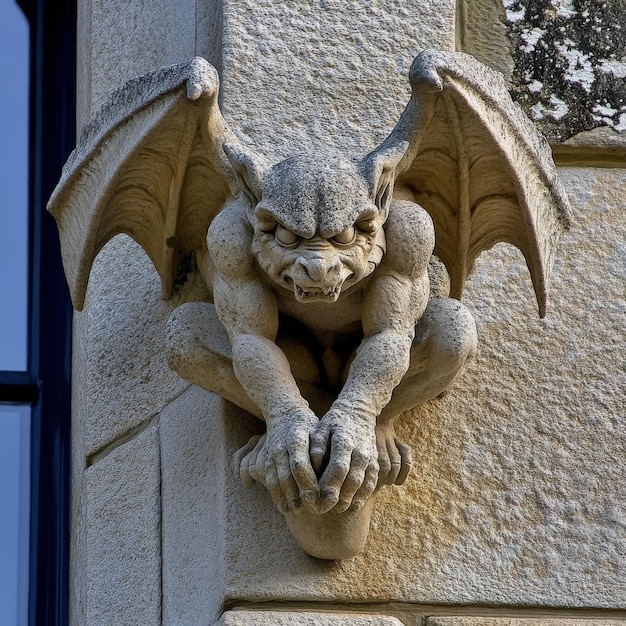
(375, 422, 412, 489)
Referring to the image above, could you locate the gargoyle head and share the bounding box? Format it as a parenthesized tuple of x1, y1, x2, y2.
(224, 145, 405, 303)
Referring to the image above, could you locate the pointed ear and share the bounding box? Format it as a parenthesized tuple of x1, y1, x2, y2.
(359, 142, 408, 214)
(223, 143, 268, 205)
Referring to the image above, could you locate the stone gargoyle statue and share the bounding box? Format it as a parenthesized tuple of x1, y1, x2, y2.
(48, 50, 571, 559)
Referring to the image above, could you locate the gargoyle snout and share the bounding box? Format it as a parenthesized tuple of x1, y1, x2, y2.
(295, 255, 341, 283)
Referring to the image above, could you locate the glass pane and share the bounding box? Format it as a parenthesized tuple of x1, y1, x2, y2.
(0, 405, 30, 626)
(0, 3, 29, 371)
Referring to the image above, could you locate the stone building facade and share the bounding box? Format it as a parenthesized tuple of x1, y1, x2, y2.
(68, 1, 624, 624)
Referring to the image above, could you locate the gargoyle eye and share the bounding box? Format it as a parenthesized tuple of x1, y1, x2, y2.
(331, 226, 356, 246)
(275, 224, 301, 247)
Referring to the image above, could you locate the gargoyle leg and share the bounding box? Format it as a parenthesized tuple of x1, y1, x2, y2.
(166, 302, 333, 418)
(167, 298, 476, 493)
(380, 297, 478, 422)
(166, 302, 262, 418)
(373, 297, 477, 487)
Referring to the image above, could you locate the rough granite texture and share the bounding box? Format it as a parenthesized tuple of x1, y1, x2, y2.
(461, 0, 626, 144)
(217, 611, 405, 625)
(84, 425, 161, 625)
(219, 0, 456, 158)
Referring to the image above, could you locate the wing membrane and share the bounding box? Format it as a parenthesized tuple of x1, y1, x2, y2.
(48, 58, 239, 310)
(386, 50, 571, 317)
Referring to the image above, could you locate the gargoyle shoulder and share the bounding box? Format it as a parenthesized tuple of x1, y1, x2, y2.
(206, 199, 255, 281)
(383, 200, 435, 276)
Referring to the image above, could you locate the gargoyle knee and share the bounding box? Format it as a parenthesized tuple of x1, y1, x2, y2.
(417, 298, 477, 370)
(165, 301, 228, 372)
(165, 303, 199, 369)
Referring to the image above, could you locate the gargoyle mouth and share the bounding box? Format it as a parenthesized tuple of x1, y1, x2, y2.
(294, 283, 342, 303)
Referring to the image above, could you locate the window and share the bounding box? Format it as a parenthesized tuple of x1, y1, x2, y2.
(0, 1, 29, 373)
(0, 3, 32, 624)
(0, 1, 76, 624)
(0, 407, 30, 625)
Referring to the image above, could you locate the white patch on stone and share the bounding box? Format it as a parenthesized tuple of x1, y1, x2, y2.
(592, 114, 613, 127)
(531, 103, 545, 120)
(591, 115, 615, 128)
(555, 39, 596, 92)
(613, 113, 626, 132)
(550, 0, 576, 19)
(521, 27, 546, 53)
(590, 102, 625, 131)
(593, 104, 618, 117)
(547, 95, 569, 120)
(502, 0, 525, 23)
(528, 79, 544, 93)
(598, 59, 626, 79)
(533, 96, 569, 121)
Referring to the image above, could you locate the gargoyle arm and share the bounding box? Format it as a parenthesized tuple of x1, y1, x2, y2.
(335, 201, 433, 421)
(310, 200, 434, 513)
(208, 203, 320, 512)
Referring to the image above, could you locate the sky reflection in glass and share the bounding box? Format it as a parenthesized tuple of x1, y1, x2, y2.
(0, 405, 30, 626)
(0, 2, 29, 371)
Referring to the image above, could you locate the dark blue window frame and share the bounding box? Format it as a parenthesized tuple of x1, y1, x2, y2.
(0, 1, 75, 624)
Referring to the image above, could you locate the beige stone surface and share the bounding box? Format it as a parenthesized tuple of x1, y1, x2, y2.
(160, 387, 227, 626)
(84, 425, 161, 625)
(79, 0, 196, 119)
(218, 610, 405, 625)
(426, 615, 624, 626)
(457, 0, 514, 80)
(195, 0, 223, 70)
(220, 0, 456, 158)
(69, 310, 89, 626)
(557, 128, 626, 166)
(79, 235, 208, 458)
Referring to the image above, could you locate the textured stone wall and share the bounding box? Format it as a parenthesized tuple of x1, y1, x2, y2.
(70, 1, 625, 624)
(217, 0, 455, 157)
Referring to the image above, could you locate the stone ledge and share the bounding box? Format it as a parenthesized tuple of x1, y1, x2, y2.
(217, 610, 405, 625)
(426, 618, 626, 626)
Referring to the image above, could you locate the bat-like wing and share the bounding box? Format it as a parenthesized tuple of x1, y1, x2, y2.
(376, 50, 572, 317)
(48, 57, 241, 310)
